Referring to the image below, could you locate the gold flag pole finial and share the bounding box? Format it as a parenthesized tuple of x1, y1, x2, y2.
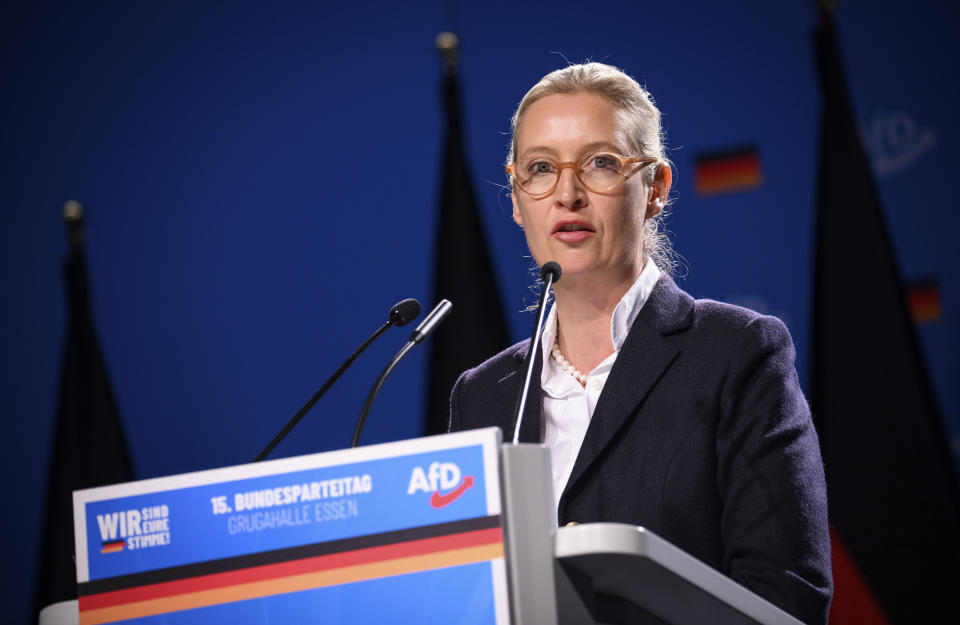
(63, 200, 84, 252)
(435, 32, 459, 76)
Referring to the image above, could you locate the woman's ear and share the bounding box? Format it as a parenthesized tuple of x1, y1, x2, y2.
(512, 193, 523, 227)
(646, 162, 672, 219)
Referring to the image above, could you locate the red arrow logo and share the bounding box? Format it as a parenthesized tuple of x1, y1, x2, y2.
(429, 475, 474, 508)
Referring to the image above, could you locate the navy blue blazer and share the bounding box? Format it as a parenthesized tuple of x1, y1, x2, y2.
(449, 275, 832, 624)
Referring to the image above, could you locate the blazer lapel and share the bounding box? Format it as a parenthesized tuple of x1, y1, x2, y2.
(561, 276, 694, 502)
(496, 339, 543, 444)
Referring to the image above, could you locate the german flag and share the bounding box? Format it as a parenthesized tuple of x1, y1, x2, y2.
(811, 7, 960, 624)
(78, 516, 502, 625)
(694, 146, 763, 196)
(906, 278, 941, 324)
(99, 541, 125, 555)
(33, 206, 135, 620)
(427, 44, 511, 436)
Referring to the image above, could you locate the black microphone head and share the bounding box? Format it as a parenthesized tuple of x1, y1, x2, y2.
(540, 261, 562, 283)
(389, 298, 421, 327)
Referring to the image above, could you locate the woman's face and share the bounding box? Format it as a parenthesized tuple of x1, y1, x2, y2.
(512, 92, 662, 285)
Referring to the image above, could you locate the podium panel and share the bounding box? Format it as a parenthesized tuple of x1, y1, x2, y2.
(554, 524, 804, 625)
(73, 428, 509, 625)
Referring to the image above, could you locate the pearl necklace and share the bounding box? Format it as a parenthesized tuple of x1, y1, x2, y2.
(551, 332, 588, 385)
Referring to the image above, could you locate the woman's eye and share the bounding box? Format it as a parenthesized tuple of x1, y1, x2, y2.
(528, 160, 554, 175)
(589, 154, 619, 170)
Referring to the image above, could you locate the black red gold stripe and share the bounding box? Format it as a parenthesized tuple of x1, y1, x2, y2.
(694, 146, 763, 196)
(78, 516, 502, 625)
(100, 541, 126, 554)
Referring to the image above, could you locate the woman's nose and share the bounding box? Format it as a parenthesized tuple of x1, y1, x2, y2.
(555, 167, 586, 209)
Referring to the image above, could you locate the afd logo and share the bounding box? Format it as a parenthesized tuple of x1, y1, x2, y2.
(406, 462, 474, 508)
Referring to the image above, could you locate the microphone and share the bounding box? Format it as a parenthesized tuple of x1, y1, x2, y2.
(409, 298, 454, 344)
(389, 298, 422, 327)
(510, 262, 561, 444)
(253, 298, 421, 462)
(351, 299, 453, 447)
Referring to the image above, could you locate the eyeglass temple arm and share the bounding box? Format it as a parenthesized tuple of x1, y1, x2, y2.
(621, 157, 660, 181)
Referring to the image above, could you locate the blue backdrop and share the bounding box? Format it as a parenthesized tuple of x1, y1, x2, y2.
(3, 1, 957, 622)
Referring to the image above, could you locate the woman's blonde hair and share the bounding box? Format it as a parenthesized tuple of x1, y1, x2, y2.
(508, 62, 675, 274)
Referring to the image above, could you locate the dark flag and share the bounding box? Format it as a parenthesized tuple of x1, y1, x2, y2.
(426, 34, 511, 435)
(811, 7, 960, 624)
(33, 203, 135, 617)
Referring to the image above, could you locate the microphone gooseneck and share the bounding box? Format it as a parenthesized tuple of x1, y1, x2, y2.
(351, 299, 453, 448)
(253, 298, 422, 462)
(510, 262, 561, 444)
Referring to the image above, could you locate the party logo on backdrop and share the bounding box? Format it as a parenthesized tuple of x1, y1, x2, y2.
(862, 111, 936, 177)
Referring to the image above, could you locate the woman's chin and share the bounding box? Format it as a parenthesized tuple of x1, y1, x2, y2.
(537, 249, 596, 273)
(550, 261, 600, 281)
(547, 257, 641, 288)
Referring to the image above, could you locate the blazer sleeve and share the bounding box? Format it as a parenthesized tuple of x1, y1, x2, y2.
(716, 314, 832, 624)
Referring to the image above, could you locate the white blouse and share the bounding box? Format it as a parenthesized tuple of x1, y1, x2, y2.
(539, 260, 661, 511)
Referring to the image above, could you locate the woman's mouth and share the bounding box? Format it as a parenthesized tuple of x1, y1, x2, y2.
(553, 221, 595, 243)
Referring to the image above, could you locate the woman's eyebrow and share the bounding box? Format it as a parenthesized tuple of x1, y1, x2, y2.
(517, 146, 559, 159)
(518, 141, 625, 160)
(579, 141, 624, 153)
